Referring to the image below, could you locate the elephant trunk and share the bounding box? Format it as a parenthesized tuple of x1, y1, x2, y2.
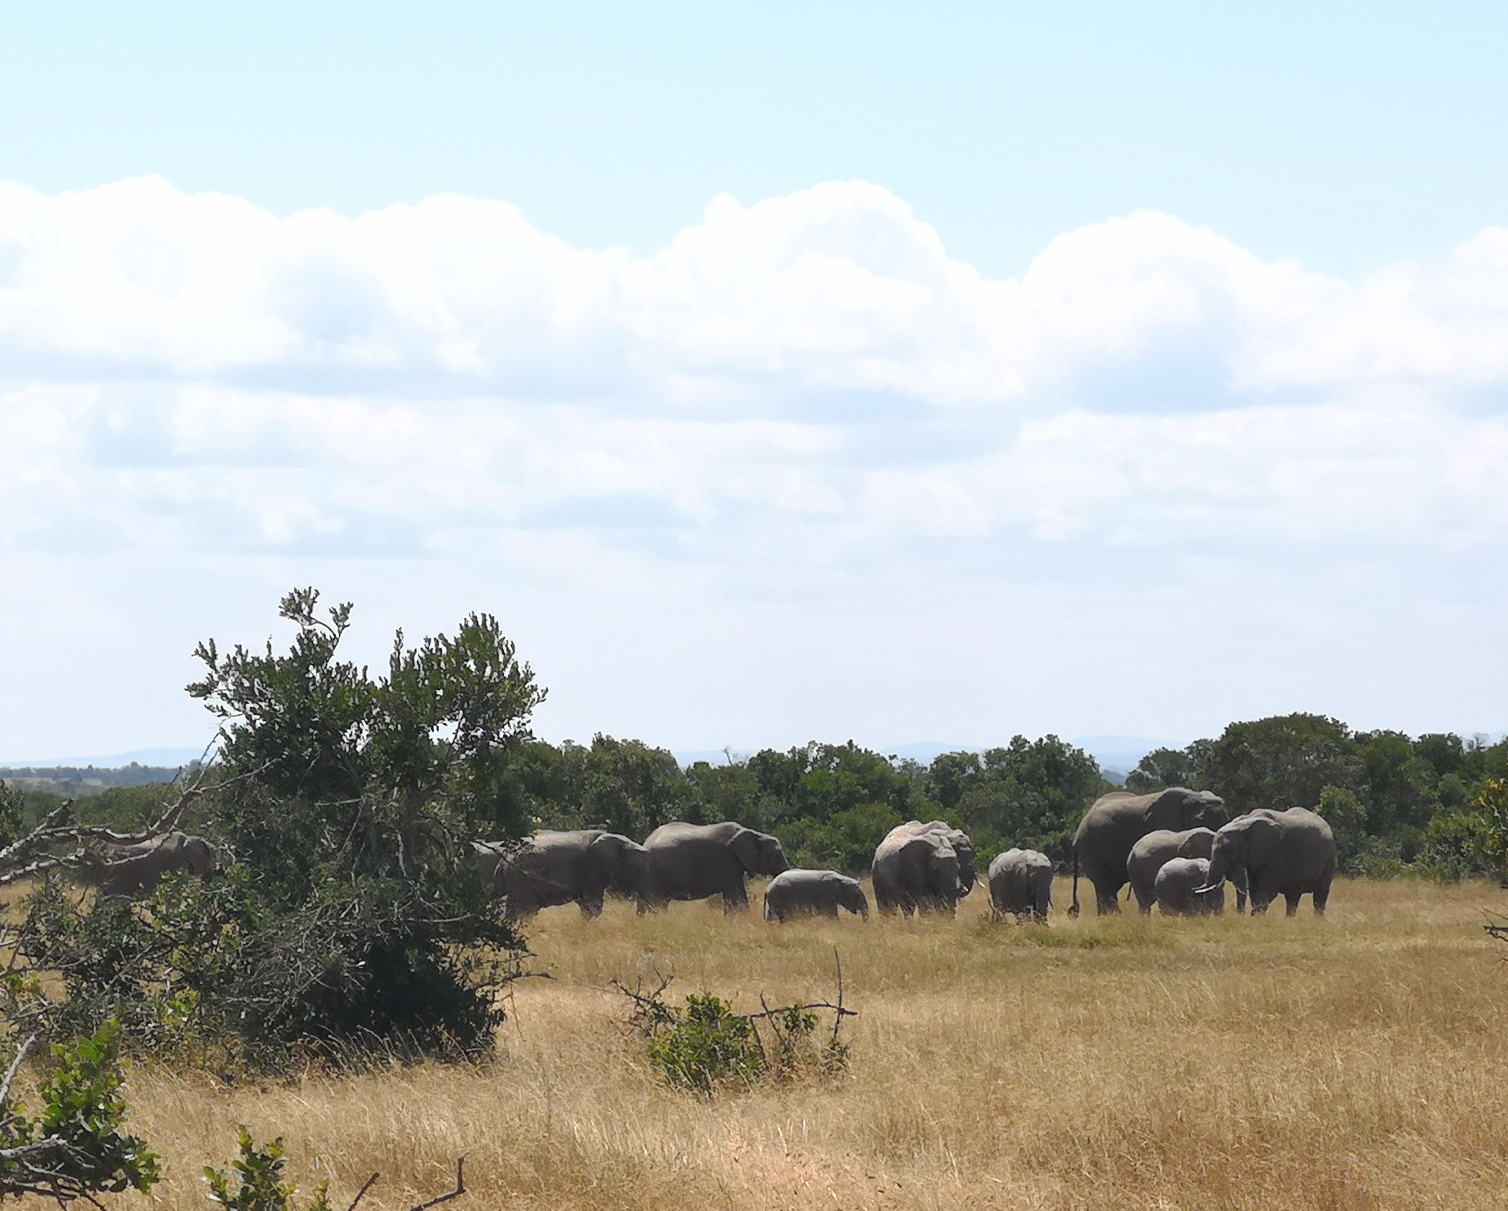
(1069, 852, 1081, 917)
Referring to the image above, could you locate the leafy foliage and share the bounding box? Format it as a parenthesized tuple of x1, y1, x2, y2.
(18, 589, 539, 1068)
(204, 1131, 331, 1211)
(0, 1022, 161, 1203)
(645, 993, 764, 1094)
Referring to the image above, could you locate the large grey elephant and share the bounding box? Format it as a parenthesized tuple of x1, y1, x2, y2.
(1155, 856, 1224, 915)
(1126, 827, 1247, 914)
(89, 831, 222, 896)
(477, 830, 648, 921)
(1070, 787, 1228, 915)
(639, 821, 790, 911)
(1198, 807, 1336, 916)
(871, 821, 976, 916)
(762, 869, 869, 922)
(987, 848, 1053, 922)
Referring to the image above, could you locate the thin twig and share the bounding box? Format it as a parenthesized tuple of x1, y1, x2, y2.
(345, 1171, 381, 1211)
(404, 1156, 466, 1211)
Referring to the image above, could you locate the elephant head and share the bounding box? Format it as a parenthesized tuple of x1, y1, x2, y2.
(180, 835, 223, 877)
(729, 827, 790, 877)
(592, 832, 650, 899)
(928, 845, 963, 901)
(1178, 789, 1229, 831)
(840, 878, 871, 920)
(1199, 813, 1269, 896)
(1175, 827, 1218, 860)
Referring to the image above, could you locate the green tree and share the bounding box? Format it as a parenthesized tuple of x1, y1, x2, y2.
(934, 737, 1106, 866)
(1198, 714, 1363, 814)
(23, 589, 539, 1065)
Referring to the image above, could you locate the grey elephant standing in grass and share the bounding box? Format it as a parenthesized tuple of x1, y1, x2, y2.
(871, 820, 976, 916)
(1199, 807, 1336, 916)
(1070, 787, 1228, 916)
(762, 869, 869, 922)
(1127, 827, 1247, 914)
(987, 848, 1054, 921)
(639, 821, 790, 912)
(1155, 856, 1225, 915)
(477, 830, 649, 921)
(88, 831, 222, 896)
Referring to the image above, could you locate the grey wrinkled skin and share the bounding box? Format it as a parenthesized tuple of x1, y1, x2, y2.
(478, 830, 649, 921)
(872, 821, 976, 916)
(1127, 827, 1248, 914)
(639, 821, 790, 912)
(1200, 807, 1337, 916)
(1071, 788, 1228, 916)
(1154, 856, 1225, 915)
(88, 831, 222, 897)
(987, 848, 1054, 922)
(763, 869, 870, 922)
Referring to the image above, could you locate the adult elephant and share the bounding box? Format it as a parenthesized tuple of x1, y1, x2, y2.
(639, 821, 789, 912)
(88, 831, 222, 896)
(1155, 856, 1224, 915)
(763, 869, 869, 922)
(1070, 787, 1228, 916)
(1198, 807, 1336, 916)
(1126, 828, 1247, 914)
(478, 830, 648, 921)
(987, 848, 1053, 922)
(871, 821, 976, 916)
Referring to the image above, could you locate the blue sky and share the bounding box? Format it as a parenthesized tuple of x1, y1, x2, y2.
(1, 1, 1507, 762)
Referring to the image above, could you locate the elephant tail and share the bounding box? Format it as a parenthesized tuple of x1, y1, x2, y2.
(1069, 851, 1081, 918)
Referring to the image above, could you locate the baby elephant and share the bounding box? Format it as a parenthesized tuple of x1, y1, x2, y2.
(1155, 857, 1226, 915)
(763, 869, 870, 922)
(988, 848, 1054, 922)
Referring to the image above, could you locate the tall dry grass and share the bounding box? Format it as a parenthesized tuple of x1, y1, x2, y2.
(113, 878, 1508, 1209)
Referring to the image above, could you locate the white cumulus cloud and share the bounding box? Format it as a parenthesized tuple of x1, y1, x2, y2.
(2, 176, 1507, 757)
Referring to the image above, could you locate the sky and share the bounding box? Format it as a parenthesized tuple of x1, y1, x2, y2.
(2, 0, 1507, 763)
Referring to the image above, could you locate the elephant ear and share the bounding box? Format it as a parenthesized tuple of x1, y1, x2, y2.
(726, 828, 766, 875)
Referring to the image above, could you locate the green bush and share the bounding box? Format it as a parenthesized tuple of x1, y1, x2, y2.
(646, 993, 763, 1094)
(0, 1022, 161, 1203)
(204, 1131, 330, 1211)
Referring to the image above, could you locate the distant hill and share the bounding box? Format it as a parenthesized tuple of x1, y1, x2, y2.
(0, 761, 196, 797)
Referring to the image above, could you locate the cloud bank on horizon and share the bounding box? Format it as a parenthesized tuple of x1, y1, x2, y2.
(2, 176, 1507, 757)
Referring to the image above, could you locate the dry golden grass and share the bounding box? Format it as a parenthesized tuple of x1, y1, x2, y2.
(113, 878, 1508, 1210)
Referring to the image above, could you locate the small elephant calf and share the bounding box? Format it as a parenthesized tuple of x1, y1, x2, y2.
(763, 869, 870, 922)
(1155, 857, 1225, 915)
(988, 848, 1054, 922)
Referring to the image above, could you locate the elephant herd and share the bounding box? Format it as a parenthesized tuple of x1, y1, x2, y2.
(480, 788, 1337, 925)
(70, 786, 1338, 927)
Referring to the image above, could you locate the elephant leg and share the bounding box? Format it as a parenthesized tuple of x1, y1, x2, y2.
(1284, 893, 1299, 917)
(1313, 883, 1330, 915)
(722, 882, 750, 912)
(1095, 887, 1121, 915)
(1236, 887, 1248, 912)
(577, 893, 605, 919)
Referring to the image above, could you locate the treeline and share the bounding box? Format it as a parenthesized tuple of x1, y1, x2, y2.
(1127, 715, 1508, 879)
(17, 717, 1508, 882)
(493, 734, 1107, 872)
(473, 714, 1508, 879)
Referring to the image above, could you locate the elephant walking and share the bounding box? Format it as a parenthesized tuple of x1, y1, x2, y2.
(871, 821, 976, 916)
(478, 830, 648, 921)
(88, 831, 222, 896)
(763, 869, 869, 922)
(1070, 788, 1228, 915)
(639, 821, 790, 911)
(1154, 857, 1224, 915)
(1199, 807, 1336, 916)
(1126, 828, 1247, 914)
(987, 848, 1053, 921)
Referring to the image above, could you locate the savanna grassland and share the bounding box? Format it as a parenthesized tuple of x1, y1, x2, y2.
(115, 878, 1508, 1211)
